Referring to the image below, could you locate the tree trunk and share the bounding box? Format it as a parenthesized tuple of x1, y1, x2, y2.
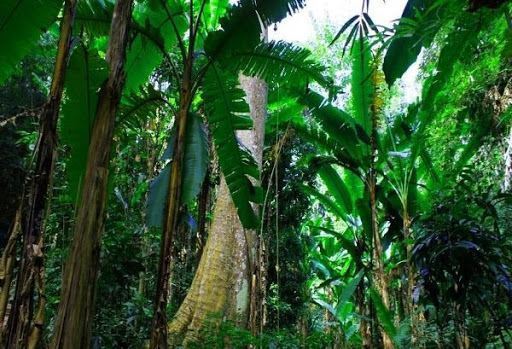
(0, 211, 22, 330)
(1, 2, 77, 347)
(356, 279, 372, 348)
(168, 75, 267, 347)
(149, 42, 195, 349)
(50, 1, 133, 347)
(369, 57, 394, 349)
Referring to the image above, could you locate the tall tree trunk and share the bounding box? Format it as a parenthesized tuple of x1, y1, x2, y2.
(356, 272, 372, 348)
(49, 1, 133, 347)
(1, 2, 77, 347)
(168, 75, 267, 347)
(369, 65, 394, 349)
(149, 41, 195, 348)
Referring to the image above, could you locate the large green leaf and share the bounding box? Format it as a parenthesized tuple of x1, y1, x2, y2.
(309, 226, 359, 261)
(204, 65, 262, 228)
(204, 0, 306, 60)
(300, 91, 364, 163)
(124, 0, 189, 94)
(61, 45, 108, 203)
(123, 35, 162, 94)
(369, 287, 397, 341)
(74, 1, 114, 37)
(383, 0, 433, 86)
(0, 0, 62, 84)
(351, 38, 373, 137)
(199, 0, 230, 32)
(147, 113, 209, 228)
(336, 269, 364, 319)
(318, 165, 353, 214)
(300, 185, 345, 219)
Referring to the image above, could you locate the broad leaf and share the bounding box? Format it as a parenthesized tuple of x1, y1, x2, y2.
(147, 113, 209, 228)
(61, 45, 108, 203)
(318, 165, 353, 214)
(0, 0, 62, 84)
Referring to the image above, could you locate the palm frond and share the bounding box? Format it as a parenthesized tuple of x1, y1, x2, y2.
(234, 41, 333, 90)
(203, 64, 262, 228)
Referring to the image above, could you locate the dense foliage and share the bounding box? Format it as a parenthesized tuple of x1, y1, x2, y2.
(1, 0, 512, 348)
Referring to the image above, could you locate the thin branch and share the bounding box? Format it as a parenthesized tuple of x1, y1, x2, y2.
(0, 106, 43, 128)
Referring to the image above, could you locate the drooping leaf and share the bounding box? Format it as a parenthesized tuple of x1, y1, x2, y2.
(0, 0, 62, 84)
(318, 165, 353, 214)
(203, 65, 262, 228)
(336, 269, 365, 317)
(123, 35, 162, 94)
(300, 184, 345, 219)
(383, 0, 432, 86)
(61, 45, 108, 203)
(205, 0, 306, 61)
(147, 113, 209, 228)
(147, 165, 170, 228)
(162, 113, 210, 204)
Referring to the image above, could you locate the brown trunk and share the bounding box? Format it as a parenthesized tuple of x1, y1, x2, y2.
(369, 57, 394, 349)
(2, 2, 77, 347)
(403, 209, 419, 346)
(168, 76, 267, 347)
(149, 39, 195, 347)
(356, 281, 372, 348)
(50, 1, 133, 347)
(0, 211, 22, 330)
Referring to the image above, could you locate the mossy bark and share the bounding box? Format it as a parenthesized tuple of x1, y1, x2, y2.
(168, 76, 267, 347)
(49, 1, 133, 347)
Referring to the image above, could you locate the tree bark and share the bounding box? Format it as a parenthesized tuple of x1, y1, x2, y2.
(168, 75, 267, 347)
(50, 1, 133, 347)
(1, 2, 77, 347)
(0, 211, 22, 330)
(149, 38, 195, 349)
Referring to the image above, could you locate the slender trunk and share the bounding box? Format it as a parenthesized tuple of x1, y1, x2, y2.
(369, 57, 393, 349)
(50, 1, 133, 347)
(403, 209, 419, 346)
(370, 180, 393, 348)
(168, 76, 267, 347)
(149, 45, 195, 347)
(356, 276, 372, 348)
(2, 2, 77, 347)
(0, 211, 22, 329)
